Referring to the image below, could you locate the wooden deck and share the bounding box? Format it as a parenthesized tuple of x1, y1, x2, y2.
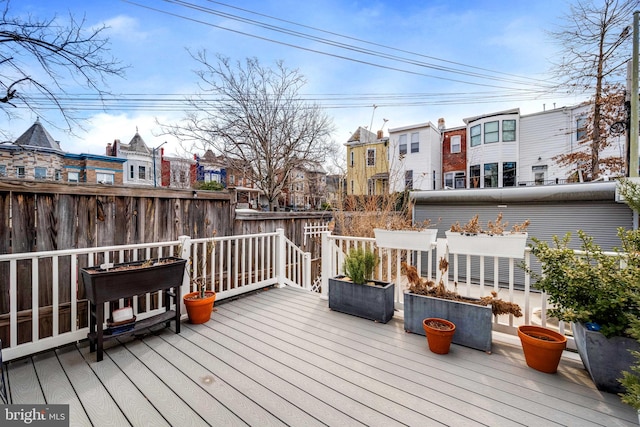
(4, 286, 638, 426)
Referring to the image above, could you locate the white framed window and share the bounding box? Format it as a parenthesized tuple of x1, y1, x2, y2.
(97, 172, 114, 185)
(503, 162, 516, 187)
(138, 166, 146, 180)
(470, 125, 481, 147)
(54, 170, 61, 181)
(484, 163, 498, 187)
(502, 120, 516, 142)
(484, 121, 499, 143)
(68, 172, 79, 183)
(533, 165, 547, 185)
(404, 170, 413, 190)
(410, 132, 419, 153)
(129, 165, 134, 179)
(366, 148, 376, 166)
(444, 171, 465, 189)
(577, 117, 587, 141)
(35, 167, 47, 180)
(0, 165, 6, 177)
(399, 134, 407, 155)
(450, 135, 461, 153)
(16, 166, 25, 178)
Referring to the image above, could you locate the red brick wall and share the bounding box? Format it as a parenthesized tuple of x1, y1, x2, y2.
(442, 128, 467, 175)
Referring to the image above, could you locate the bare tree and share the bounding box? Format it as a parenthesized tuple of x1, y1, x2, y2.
(549, 0, 637, 179)
(163, 52, 334, 211)
(0, 0, 124, 131)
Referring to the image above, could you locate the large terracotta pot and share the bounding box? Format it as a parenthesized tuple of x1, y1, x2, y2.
(518, 325, 567, 374)
(422, 318, 456, 354)
(183, 291, 216, 324)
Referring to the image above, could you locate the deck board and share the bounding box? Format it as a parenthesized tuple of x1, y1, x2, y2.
(4, 286, 638, 427)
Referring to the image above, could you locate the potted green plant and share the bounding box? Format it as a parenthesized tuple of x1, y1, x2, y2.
(328, 248, 394, 323)
(445, 213, 530, 259)
(528, 179, 640, 393)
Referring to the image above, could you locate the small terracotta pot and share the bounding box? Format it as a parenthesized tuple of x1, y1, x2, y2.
(518, 325, 567, 373)
(422, 318, 456, 354)
(183, 291, 216, 324)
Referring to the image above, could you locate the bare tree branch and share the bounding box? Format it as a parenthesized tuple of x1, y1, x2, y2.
(0, 0, 125, 134)
(161, 52, 334, 210)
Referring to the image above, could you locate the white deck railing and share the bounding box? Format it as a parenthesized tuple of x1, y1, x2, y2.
(320, 231, 578, 348)
(0, 228, 311, 361)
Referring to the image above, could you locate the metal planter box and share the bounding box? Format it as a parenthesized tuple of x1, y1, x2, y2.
(404, 292, 493, 352)
(328, 276, 395, 324)
(573, 322, 640, 394)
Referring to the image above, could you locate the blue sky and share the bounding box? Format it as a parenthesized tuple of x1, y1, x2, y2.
(4, 1, 599, 159)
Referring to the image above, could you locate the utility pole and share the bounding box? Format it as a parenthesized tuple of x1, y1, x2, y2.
(630, 10, 639, 177)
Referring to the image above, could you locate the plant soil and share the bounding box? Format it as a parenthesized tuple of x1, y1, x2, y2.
(184, 291, 216, 301)
(425, 320, 453, 330)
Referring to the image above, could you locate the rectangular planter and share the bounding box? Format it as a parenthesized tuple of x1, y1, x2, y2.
(572, 322, 640, 394)
(81, 257, 187, 302)
(328, 276, 395, 323)
(404, 292, 493, 352)
(445, 231, 528, 259)
(374, 228, 438, 251)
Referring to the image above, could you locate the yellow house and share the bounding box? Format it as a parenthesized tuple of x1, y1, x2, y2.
(345, 127, 389, 195)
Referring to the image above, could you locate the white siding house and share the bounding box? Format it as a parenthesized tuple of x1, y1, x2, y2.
(464, 108, 520, 188)
(519, 104, 624, 185)
(388, 122, 442, 192)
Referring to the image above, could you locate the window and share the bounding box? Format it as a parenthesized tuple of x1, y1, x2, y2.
(366, 148, 376, 166)
(484, 121, 499, 143)
(576, 117, 587, 141)
(229, 175, 235, 185)
(350, 180, 354, 194)
(367, 179, 375, 195)
(16, 166, 25, 178)
(502, 120, 516, 142)
(410, 132, 419, 153)
(470, 125, 481, 147)
(350, 150, 355, 167)
(129, 165, 134, 179)
(450, 135, 461, 153)
(503, 162, 516, 187)
(532, 165, 547, 185)
(469, 165, 481, 188)
(399, 134, 407, 155)
(445, 171, 466, 189)
(404, 170, 413, 190)
(484, 163, 498, 187)
(97, 173, 114, 185)
(54, 170, 61, 181)
(0, 165, 6, 177)
(35, 167, 47, 180)
(68, 172, 79, 183)
(138, 166, 146, 180)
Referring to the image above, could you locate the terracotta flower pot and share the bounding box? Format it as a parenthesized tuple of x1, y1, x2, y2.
(422, 318, 456, 354)
(183, 291, 216, 324)
(518, 325, 567, 374)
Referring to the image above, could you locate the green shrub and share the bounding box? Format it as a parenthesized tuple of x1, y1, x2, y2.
(343, 248, 376, 285)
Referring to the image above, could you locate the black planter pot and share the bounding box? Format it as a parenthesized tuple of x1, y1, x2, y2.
(328, 276, 394, 323)
(81, 257, 187, 302)
(573, 322, 640, 394)
(404, 292, 492, 352)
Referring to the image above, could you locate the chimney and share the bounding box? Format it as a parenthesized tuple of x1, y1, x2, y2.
(106, 142, 112, 156)
(437, 118, 445, 131)
(377, 130, 384, 139)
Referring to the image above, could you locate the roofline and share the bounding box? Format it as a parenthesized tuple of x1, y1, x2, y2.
(64, 153, 127, 163)
(388, 122, 436, 133)
(463, 108, 520, 125)
(410, 181, 617, 204)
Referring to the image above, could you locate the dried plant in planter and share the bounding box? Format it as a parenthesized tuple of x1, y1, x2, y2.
(402, 261, 523, 317)
(450, 213, 530, 235)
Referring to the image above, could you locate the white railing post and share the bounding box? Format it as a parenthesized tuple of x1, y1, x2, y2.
(436, 238, 448, 287)
(275, 228, 286, 288)
(320, 230, 332, 300)
(303, 251, 312, 290)
(178, 235, 192, 318)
